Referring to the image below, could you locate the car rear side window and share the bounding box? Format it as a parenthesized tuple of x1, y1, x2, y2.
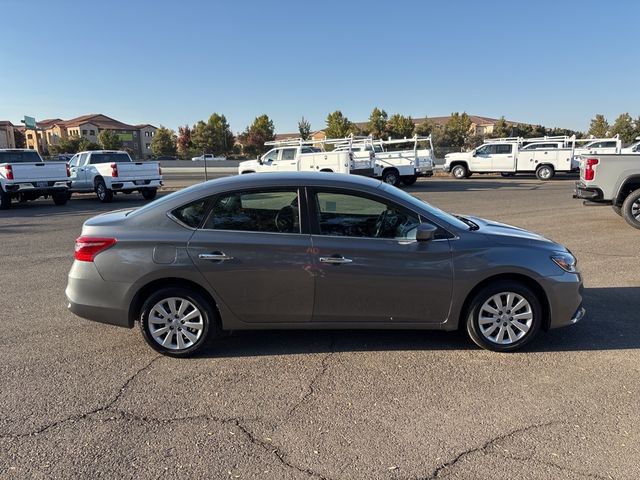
(496, 144, 512, 154)
(203, 189, 300, 234)
(170, 199, 209, 229)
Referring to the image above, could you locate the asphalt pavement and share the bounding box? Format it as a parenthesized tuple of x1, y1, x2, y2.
(1, 173, 639, 479)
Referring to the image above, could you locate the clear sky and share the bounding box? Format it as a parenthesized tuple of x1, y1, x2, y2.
(1, 0, 638, 134)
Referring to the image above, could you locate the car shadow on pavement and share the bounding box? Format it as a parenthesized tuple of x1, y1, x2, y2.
(200, 287, 640, 358)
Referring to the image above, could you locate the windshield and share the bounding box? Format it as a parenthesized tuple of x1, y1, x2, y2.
(380, 183, 471, 231)
(0, 150, 43, 163)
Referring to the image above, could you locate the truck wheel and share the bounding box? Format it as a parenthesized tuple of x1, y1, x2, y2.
(535, 165, 554, 180)
(95, 179, 113, 203)
(0, 189, 11, 210)
(621, 189, 640, 229)
(401, 175, 418, 186)
(451, 164, 468, 179)
(52, 192, 69, 206)
(141, 188, 157, 200)
(466, 281, 542, 352)
(381, 168, 401, 187)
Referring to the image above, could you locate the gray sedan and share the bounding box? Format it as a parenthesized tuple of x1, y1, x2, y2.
(66, 172, 585, 356)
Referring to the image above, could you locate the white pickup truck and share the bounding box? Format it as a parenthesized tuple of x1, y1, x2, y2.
(0, 149, 70, 209)
(68, 150, 162, 203)
(444, 138, 577, 180)
(336, 136, 435, 186)
(238, 144, 374, 177)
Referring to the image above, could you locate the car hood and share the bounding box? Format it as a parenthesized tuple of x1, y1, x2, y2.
(445, 152, 472, 161)
(239, 159, 260, 168)
(467, 215, 565, 250)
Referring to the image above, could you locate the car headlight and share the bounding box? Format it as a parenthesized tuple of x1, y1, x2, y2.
(551, 252, 576, 273)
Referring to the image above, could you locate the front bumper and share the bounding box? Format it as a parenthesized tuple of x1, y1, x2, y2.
(545, 272, 585, 329)
(573, 181, 604, 201)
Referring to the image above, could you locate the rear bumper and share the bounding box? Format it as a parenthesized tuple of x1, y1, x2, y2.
(3, 181, 70, 193)
(416, 166, 434, 176)
(65, 261, 132, 328)
(111, 179, 162, 190)
(573, 181, 605, 202)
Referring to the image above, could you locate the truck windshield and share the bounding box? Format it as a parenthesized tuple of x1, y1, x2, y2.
(0, 150, 43, 163)
(89, 152, 132, 164)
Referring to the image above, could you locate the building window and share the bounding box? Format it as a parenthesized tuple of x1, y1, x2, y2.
(134, 143, 138, 148)
(82, 129, 87, 135)
(90, 130, 95, 135)
(27, 133, 33, 139)
(145, 143, 150, 149)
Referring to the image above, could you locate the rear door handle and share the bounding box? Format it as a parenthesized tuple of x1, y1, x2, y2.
(319, 256, 353, 265)
(199, 252, 233, 261)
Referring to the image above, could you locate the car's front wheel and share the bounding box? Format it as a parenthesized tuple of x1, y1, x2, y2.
(139, 287, 216, 357)
(466, 281, 542, 352)
(451, 164, 468, 179)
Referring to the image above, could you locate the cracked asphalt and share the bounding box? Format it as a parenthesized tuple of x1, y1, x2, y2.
(1, 174, 639, 479)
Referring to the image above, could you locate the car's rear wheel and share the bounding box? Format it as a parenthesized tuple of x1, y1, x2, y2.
(536, 165, 554, 180)
(451, 164, 468, 179)
(139, 287, 216, 357)
(466, 281, 542, 352)
(621, 189, 640, 229)
(401, 175, 418, 186)
(0, 189, 11, 209)
(95, 179, 113, 203)
(52, 192, 69, 205)
(141, 188, 157, 200)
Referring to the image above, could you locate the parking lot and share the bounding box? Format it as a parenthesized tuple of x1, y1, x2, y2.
(1, 174, 639, 479)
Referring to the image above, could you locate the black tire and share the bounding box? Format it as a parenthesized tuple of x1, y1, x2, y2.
(320, 168, 334, 173)
(466, 281, 542, 352)
(401, 175, 418, 186)
(535, 165, 555, 181)
(612, 204, 622, 217)
(451, 164, 468, 179)
(52, 192, 69, 206)
(0, 189, 11, 210)
(139, 287, 217, 357)
(95, 179, 113, 203)
(141, 188, 157, 200)
(381, 168, 401, 187)
(621, 189, 640, 230)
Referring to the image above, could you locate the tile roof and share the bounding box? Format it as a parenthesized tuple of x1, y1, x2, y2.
(62, 113, 136, 130)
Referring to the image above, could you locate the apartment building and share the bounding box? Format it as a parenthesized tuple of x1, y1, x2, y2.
(0, 121, 16, 148)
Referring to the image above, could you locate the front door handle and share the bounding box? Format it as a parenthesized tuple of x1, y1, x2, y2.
(319, 256, 353, 265)
(199, 252, 233, 261)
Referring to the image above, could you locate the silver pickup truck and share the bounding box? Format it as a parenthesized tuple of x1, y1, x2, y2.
(573, 154, 640, 229)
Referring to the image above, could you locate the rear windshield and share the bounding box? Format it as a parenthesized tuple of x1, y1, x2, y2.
(0, 150, 43, 163)
(89, 152, 132, 164)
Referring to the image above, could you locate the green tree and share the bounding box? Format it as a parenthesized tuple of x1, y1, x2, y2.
(150, 126, 177, 157)
(14, 129, 25, 148)
(176, 125, 192, 159)
(587, 114, 609, 138)
(98, 130, 122, 150)
(238, 114, 276, 156)
(298, 116, 311, 140)
(633, 116, 640, 143)
(414, 119, 434, 137)
(441, 112, 472, 148)
(385, 114, 415, 139)
(325, 110, 353, 139)
(192, 113, 235, 155)
(491, 116, 511, 138)
(367, 107, 388, 138)
(610, 113, 635, 143)
(79, 138, 101, 151)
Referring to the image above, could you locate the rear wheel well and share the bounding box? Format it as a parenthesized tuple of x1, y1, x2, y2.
(240, 170, 255, 174)
(458, 273, 551, 330)
(320, 168, 333, 172)
(128, 278, 221, 328)
(94, 175, 104, 186)
(615, 180, 640, 206)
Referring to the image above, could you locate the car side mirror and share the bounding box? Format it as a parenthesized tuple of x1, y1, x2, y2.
(472, 151, 477, 157)
(416, 223, 438, 242)
(257, 156, 263, 164)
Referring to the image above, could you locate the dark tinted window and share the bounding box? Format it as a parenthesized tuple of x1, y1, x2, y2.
(0, 150, 43, 163)
(204, 189, 300, 234)
(495, 144, 512, 154)
(170, 199, 209, 228)
(89, 152, 132, 164)
(314, 191, 420, 239)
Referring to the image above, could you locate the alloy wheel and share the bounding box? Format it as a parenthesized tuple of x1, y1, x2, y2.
(148, 297, 204, 350)
(478, 292, 533, 345)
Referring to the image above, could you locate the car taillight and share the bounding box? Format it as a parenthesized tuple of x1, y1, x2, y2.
(111, 163, 118, 177)
(584, 158, 598, 181)
(5, 164, 13, 180)
(66, 163, 70, 177)
(74, 236, 116, 262)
